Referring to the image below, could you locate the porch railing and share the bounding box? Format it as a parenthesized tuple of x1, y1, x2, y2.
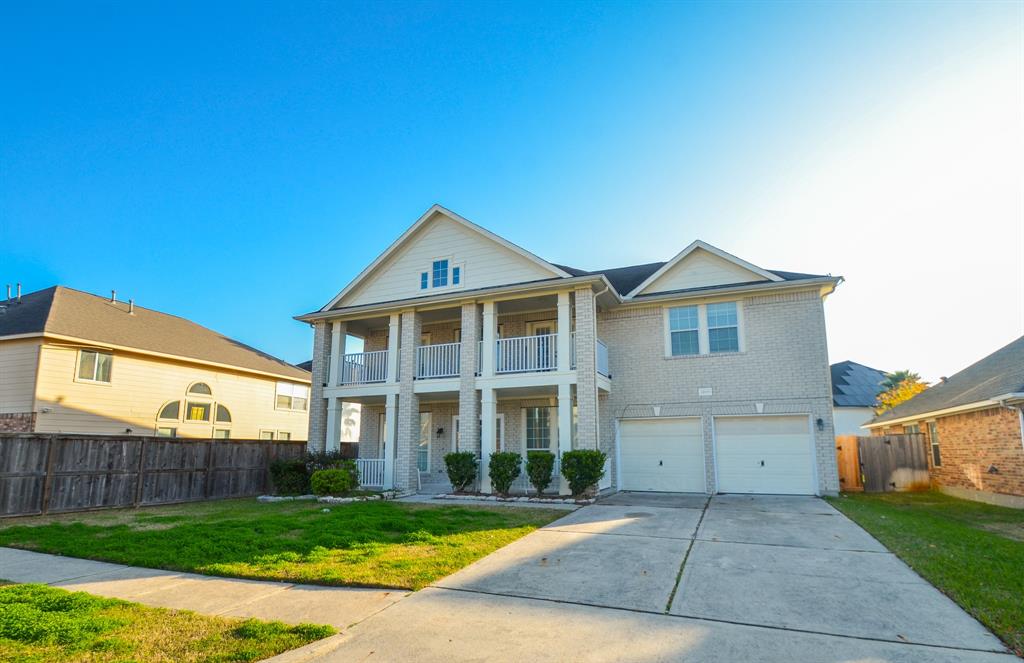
(340, 350, 388, 385)
(510, 454, 561, 494)
(496, 333, 557, 373)
(357, 458, 386, 487)
(416, 342, 461, 379)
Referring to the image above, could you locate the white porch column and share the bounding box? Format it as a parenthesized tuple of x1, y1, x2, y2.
(382, 392, 397, 489)
(481, 301, 496, 377)
(386, 313, 400, 383)
(325, 397, 342, 452)
(557, 382, 573, 495)
(328, 322, 346, 387)
(480, 387, 497, 493)
(556, 291, 571, 372)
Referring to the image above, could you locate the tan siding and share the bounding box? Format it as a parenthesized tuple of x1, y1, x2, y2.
(33, 344, 308, 439)
(0, 339, 40, 413)
(640, 248, 767, 294)
(342, 215, 557, 307)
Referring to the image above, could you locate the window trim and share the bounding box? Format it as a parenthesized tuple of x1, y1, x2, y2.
(259, 430, 275, 441)
(213, 428, 230, 439)
(706, 301, 741, 354)
(184, 400, 213, 423)
(452, 413, 505, 454)
(522, 406, 556, 454)
(662, 300, 744, 358)
(75, 349, 113, 384)
(275, 382, 310, 412)
(666, 305, 700, 357)
(155, 426, 177, 438)
(927, 420, 942, 467)
(417, 412, 431, 472)
(157, 400, 181, 422)
(417, 256, 465, 292)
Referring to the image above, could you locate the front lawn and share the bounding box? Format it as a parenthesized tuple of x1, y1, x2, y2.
(0, 582, 333, 662)
(827, 491, 1024, 656)
(0, 499, 563, 590)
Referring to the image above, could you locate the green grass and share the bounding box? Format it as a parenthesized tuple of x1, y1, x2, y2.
(827, 491, 1024, 656)
(0, 499, 563, 590)
(0, 582, 333, 662)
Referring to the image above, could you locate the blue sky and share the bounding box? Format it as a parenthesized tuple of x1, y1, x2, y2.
(2, 2, 1020, 380)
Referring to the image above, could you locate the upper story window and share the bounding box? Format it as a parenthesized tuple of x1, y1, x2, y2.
(186, 401, 212, 422)
(215, 404, 232, 423)
(664, 301, 742, 358)
(158, 401, 180, 421)
(707, 302, 739, 353)
(77, 350, 112, 383)
(418, 258, 464, 292)
(188, 382, 212, 396)
(668, 306, 699, 356)
(276, 382, 309, 411)
(432, 259, 449, 287)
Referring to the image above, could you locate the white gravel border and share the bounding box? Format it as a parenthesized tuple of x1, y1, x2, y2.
(435, 493, 594, 505)
(258, 490, 412, 504)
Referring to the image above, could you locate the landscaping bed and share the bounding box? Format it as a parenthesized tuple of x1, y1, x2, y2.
(0, 582, 333, 662)
(827, 491, 1024, 656)
(0, 499, 564, 591)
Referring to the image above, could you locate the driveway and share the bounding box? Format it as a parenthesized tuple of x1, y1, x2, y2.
(289, 494, 1013, 662)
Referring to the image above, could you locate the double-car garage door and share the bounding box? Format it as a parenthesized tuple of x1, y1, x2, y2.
(619, 415, 816, 495)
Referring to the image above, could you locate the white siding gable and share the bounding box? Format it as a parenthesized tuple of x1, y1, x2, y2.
(638, 247, 769, 295)
(340, 213, 561, 308)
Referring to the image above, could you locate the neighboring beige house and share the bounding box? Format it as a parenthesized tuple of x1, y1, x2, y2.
(298, 205, 842, 495)
(0, 286, 310, 440)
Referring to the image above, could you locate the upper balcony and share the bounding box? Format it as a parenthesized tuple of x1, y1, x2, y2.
(336, 334, 609, 386)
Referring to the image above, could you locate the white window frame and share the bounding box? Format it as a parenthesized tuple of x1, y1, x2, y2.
(666, 305, 700, 357)
(184, 400, 213, 423)
(418, 256, 465, 292)
(259, 430, 275, 441)
(75, 349, 113, 384)
(927, 420, 942, 467)
(213, 428, 230, 439)
(157, 400, 181, 422)
(377, 412, 388, 458)
(275, 382, 310, 411)
(662, 300, 744, 358)
(453, 413, 505, 454)
(522, 406, 557, 454)
(417, 412, 432, 472)
(155, 426, 177, 438)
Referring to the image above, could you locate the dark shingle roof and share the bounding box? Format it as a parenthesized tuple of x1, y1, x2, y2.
(873, 336, 1024, 422)
(0, 286, 309, 380)
(830, 361, 886, 408)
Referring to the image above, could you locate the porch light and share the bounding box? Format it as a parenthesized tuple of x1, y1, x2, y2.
(436, 426, 445, 438)
(816, 418, 825, 431)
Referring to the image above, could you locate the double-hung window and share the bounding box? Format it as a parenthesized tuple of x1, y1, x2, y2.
(77, 350, 113, 383)
(928, 421, 942, 466)
(707, 302, 739, 353)
(276, 383, 309, 411)
(432, 259, 449, 287)
(525, 407, 553, 453)
(668, 306, 700, 356)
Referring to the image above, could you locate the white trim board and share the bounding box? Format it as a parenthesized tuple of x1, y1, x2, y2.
(626, 240, 782, 299)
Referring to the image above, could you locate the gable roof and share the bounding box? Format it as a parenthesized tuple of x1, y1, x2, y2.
(0, 286, 309, 381)
(322, 205, 572, 311)
(830, 361, 887, 408)
(625, 240, 783, 298)
(871, 335, 1024, 424)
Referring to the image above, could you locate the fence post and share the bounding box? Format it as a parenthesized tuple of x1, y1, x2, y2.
(204, 440, 217, 499)
(39, 435, 58, 515)
(133, 438, 147, 507)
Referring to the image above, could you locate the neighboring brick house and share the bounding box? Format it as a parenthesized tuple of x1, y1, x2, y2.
(866, 336, 1024, 508)
(0, 286, 310, 440)
(298, 205, 843, 496)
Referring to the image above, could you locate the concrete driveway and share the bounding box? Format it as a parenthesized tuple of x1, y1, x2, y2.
(289, 493, 1013, 662)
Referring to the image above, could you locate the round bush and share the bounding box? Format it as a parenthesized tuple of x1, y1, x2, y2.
(488, 452, 522, 496)
(444, 452, 478, 492)
(269, 458, 310, 496)
(526, 451, 555, 495)
(560, 449, 607, 498)
(310, 462, 359, 497)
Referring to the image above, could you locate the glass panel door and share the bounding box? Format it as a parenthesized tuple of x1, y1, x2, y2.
(418, 412, 431, 472)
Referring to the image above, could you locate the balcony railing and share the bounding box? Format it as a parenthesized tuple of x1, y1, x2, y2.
(340, 350, 388, 385)
(416, 342, 461, 379)
(496, 333, 557, 374)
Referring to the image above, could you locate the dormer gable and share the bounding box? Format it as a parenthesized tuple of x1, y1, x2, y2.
(627, 241, 782, 298)
(323, 205, 570, 310)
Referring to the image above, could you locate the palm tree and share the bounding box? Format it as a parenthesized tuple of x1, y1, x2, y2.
(880, 370, 922, 392)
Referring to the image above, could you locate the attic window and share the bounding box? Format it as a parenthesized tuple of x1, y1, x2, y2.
(420, 273, 428, 290)
(452, 266, 461, 285)
(432, 260, 449, 287)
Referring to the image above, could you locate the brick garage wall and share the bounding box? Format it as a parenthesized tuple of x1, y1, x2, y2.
(0, 412, 35, 433)
(597, 288, 838, 494)
(929, 407, 1024, 497)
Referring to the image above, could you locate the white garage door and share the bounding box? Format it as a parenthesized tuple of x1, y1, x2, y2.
(619, 418, 705, 492)
(714, 416, 816, 495)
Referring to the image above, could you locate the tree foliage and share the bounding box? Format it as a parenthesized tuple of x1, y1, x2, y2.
(875, 371, 928, 414)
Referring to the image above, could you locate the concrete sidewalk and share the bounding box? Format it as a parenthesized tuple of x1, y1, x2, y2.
(0, 547, 406, 629)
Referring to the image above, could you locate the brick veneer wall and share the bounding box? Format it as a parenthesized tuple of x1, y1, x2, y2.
(0, 412, 35, 433)
(307, 321, 330, 452)
(927, 408, 1024, 497)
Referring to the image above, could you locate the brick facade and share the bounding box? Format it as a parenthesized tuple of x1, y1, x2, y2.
(307, 320, 330, 452)
(0, 412, 35, 433)
(928, 408, 1023, 497)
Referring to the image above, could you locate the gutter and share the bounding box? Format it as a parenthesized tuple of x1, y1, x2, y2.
(865, 392, 1024, 428)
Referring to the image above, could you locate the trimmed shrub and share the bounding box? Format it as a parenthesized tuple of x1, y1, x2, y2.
(488, 452, 522, 497)
(310, 462, 359, 496)
(560, 449, 607, 498)
(444, 452, 478, 492)
(268, 458, 310, 495)
(304, 450, 350, 474)
(526, 452, 555, 495)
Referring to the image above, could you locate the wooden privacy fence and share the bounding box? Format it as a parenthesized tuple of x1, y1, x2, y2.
(835, 434, 930, 493)
(0, 434, 305, 517)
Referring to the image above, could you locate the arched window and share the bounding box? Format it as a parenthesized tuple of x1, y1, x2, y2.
(215, 404, 231, 423)
(158, 401, 180, 421)
(188, 382, 213, 396)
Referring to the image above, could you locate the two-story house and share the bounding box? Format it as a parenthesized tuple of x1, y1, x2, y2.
(298, 206, 841, 495)
(0, 286, 311, 440)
